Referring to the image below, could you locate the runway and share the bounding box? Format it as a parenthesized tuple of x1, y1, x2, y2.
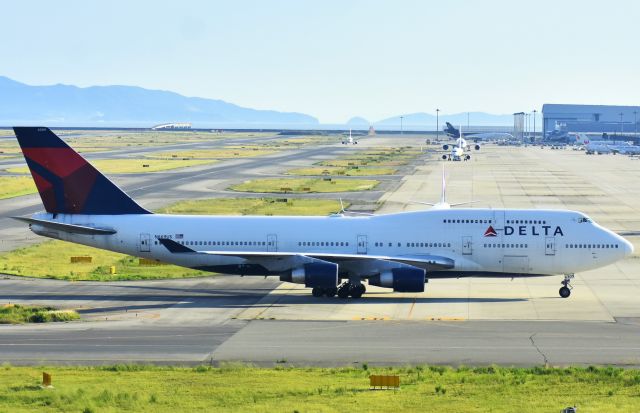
(1, 132, 640, 366)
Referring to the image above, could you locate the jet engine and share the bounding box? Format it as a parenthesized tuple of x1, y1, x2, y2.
(368, 267, 426, 292)
(442, 144, 450, 150)
(474, 144, 480, 150)
(280, 262, 338, 288)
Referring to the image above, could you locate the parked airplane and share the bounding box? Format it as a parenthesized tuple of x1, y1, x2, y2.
(12, 127, 633, 299)
(575, 133, 638, 155)
(341, 129, 358, 145)
(443, 122, 514, 142)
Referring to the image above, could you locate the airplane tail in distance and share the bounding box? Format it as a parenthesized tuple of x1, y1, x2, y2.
(576, 133, 590, 145)
(13, 127, 150, 215)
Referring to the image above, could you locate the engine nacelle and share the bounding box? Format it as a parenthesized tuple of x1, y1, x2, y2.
(280, 262, 338, 288)
(442, 144, 449, 150)
(474, 144, 480, 150)
(368, 267, 426, 292)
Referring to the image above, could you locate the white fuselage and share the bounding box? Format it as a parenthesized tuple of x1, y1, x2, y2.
(30, 208, 631, 279)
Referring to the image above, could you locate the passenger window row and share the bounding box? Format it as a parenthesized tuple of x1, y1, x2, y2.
(153, 240, 268, 247)
(370, 241, 451, 248)
(506, 219, 546, 224)
(484, 243, 528, 248)
(443, 219, 492, 224)
(566, 244, 618, 249)
(298, 241, 349, 247)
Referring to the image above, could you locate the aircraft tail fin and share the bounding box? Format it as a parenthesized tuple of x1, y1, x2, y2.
(13, 127, 150, 215)
(576, 133, 590, 145)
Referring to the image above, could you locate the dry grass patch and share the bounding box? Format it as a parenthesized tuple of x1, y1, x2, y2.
(230, 178, 379, 193)
(0, 176, 37, 199)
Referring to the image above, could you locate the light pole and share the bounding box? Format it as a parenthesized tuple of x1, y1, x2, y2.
(620, 112, 624, 134)
(436, 109, 440, 142)
(533, 109, 537, 142)
(400, 116, 404, 135)
(634, 110, 638, 137)
(467, 112, 470, 130)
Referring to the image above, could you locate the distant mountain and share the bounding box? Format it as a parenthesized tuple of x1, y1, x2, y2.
(345, 116, 370, 127)
(376, 111, 513, 127)
(0, 76, 318, 127)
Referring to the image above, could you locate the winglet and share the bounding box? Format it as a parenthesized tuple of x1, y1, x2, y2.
(158, 238, 196, 253)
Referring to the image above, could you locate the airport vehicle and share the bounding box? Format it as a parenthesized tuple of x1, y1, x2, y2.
(443, 122, 513, 142)
(341, 129, 358, 144)
(12, 127, 633, 299)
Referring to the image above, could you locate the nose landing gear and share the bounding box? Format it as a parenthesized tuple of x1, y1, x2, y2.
(559, 274, 574, 298)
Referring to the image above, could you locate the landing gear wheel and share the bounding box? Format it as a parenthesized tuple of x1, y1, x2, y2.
(337, 284, 350, 299)
(312, 287, 324, 297)
(559, 274, 574, 298)
(349, 284, 363, 299)
(325, 287, 337, 298)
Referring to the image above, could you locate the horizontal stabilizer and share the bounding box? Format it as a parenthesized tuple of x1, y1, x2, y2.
(12, 217, 117, 235)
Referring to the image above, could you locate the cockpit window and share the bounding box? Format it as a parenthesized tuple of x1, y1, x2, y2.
(578, 217, 592, 223)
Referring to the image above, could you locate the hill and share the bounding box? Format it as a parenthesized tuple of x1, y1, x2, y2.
(0, 76, 318, 127)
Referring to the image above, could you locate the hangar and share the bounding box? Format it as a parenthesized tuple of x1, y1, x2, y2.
(542, 104, 639, 138)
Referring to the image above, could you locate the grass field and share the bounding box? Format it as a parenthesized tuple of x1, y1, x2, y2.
(62, 131, 273, 149)
(0, 304, 79, 324)
(318, 147, 421, 168)
(156, 198, 345, 216)
(150, 148, 278, 159)
(287, 166, 397, 176)
(7, 158, 215, 175)
(0, 240, 209, 281)
(0, 364, 637, 412)
(0, 176, 36, 199)
(229, 178, 379, 193)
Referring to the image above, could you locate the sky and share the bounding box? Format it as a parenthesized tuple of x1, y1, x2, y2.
(1, 0, 639, 123)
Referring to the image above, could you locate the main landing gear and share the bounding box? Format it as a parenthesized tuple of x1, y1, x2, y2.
(311, 282, 366, 299)
(559, 274, 574, 298)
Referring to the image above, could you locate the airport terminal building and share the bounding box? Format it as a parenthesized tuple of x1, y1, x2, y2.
(542, 104, 640, 137)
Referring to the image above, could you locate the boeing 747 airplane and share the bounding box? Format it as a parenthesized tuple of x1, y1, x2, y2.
(12, 127, 633, 299)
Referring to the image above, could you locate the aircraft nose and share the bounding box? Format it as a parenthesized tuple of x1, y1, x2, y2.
(623, 238, 634, 257)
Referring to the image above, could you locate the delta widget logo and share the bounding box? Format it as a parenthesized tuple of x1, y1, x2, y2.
(484, 226, 497, 237)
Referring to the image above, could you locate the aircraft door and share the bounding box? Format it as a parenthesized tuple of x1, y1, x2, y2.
(357, 235, 368, 254)
(545, 236, 556, 256)
(267, 234, 278, 252)
(139, 233, 151, 253)
(462, 236, 473, 255)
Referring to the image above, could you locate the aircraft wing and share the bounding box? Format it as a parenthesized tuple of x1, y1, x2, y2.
(158, 238, 454, 271)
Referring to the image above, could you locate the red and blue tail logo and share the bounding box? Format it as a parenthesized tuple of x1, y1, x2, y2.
(13, 127, 149, 215)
